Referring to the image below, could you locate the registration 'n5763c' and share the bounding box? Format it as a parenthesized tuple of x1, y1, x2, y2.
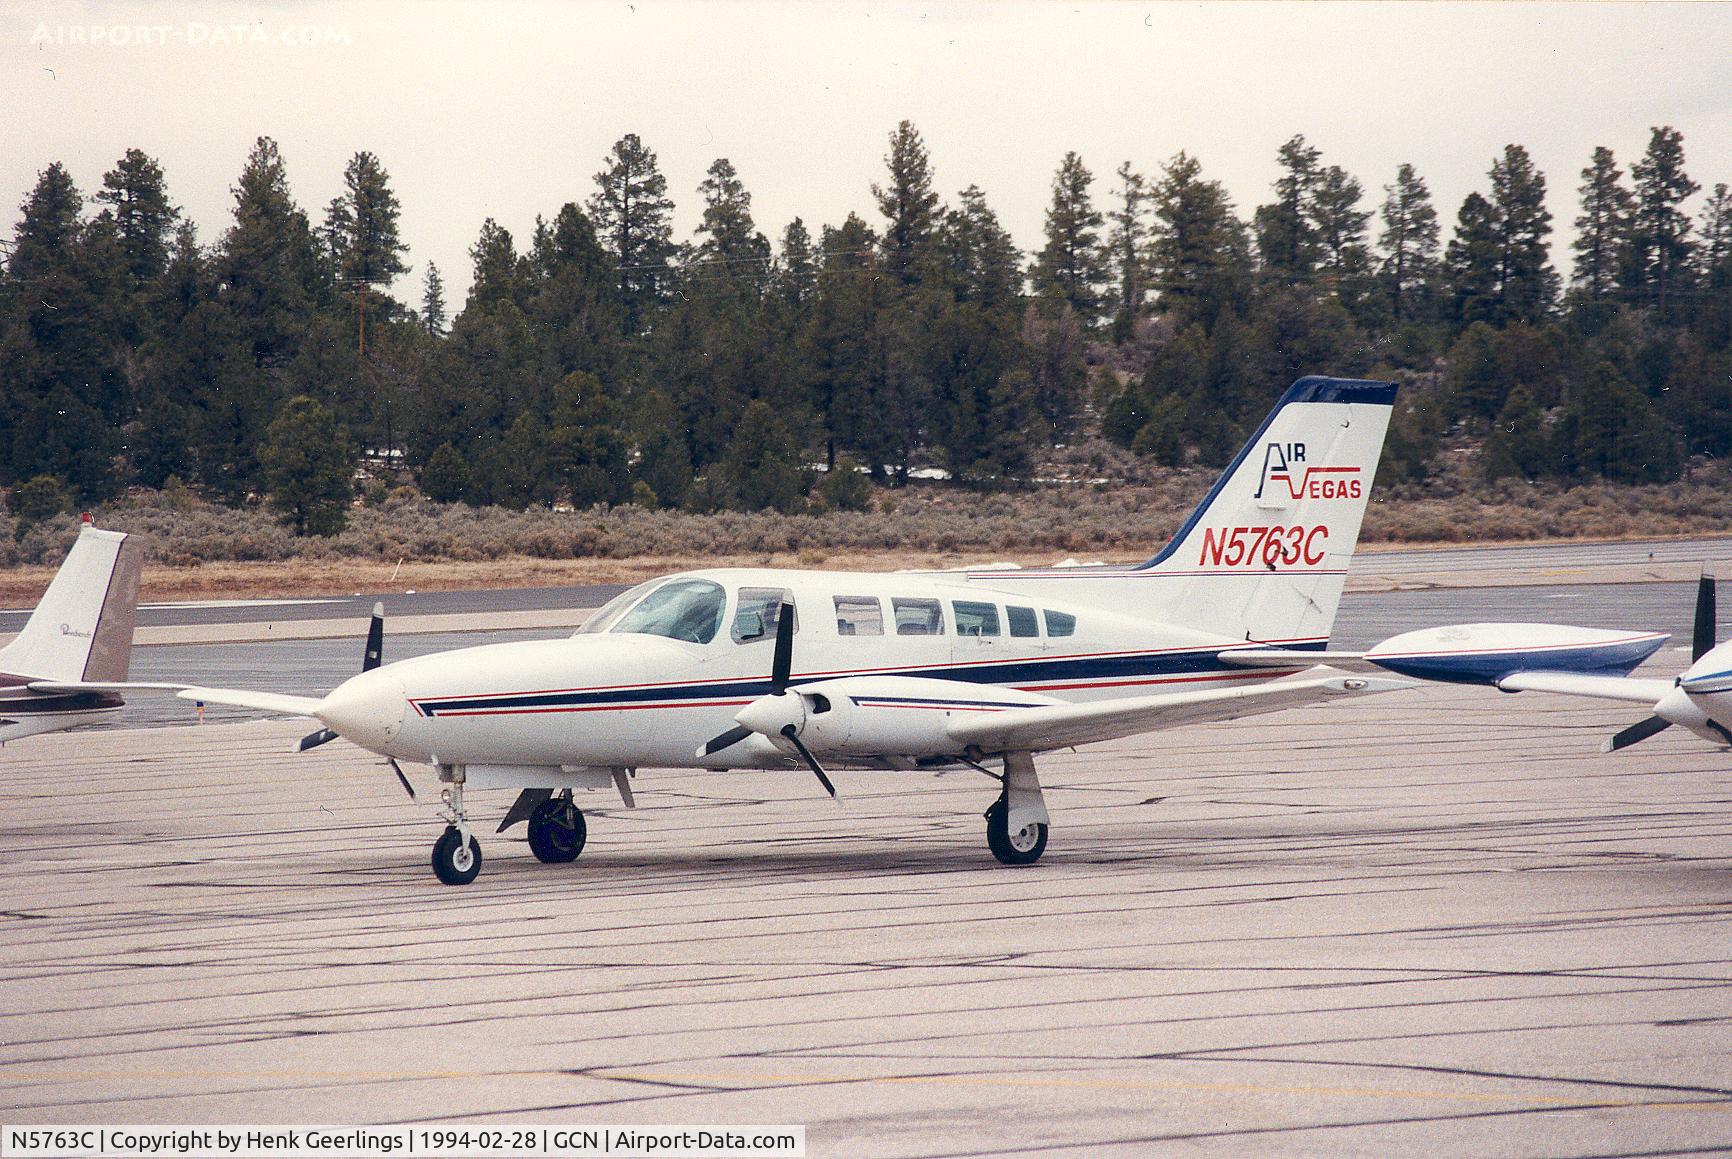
(1198, 524, 1328, 568)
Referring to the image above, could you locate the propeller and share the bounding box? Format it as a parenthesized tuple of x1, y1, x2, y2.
(700, 601, 795, 757)
(1603, 573, 1716, 752)
(298, 602, 385, 753)
(697, 603, 838, 799)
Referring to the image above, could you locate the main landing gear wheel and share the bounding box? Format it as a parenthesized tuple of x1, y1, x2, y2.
(432, 825, 482, 885)
(985, 797, 1048, 866)
(526, 796, 587, 864)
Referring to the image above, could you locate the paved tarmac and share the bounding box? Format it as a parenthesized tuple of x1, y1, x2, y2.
(2, 675, 1730, 1156)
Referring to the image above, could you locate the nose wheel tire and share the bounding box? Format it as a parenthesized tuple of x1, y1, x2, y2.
(985, 798, 1048, 866)
(432, 826, 482, 885)
(526, 798, 587, 864)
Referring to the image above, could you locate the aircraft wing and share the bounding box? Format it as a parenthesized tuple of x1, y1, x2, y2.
(945, 675, 1411, 753)
(1494, 673, 1673, 703)
(26, 680, 324, 717)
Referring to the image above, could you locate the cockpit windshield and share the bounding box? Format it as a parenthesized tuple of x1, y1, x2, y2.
(576, 579, 664, 635)
(607, 578, 727, 644)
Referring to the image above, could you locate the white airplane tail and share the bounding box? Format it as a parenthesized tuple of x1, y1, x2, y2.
(0, 524, 142, 682)
(978, 376, 1397, 645)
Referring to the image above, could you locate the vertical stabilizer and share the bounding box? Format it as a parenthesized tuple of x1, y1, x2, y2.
(970, 377, 1396, 645)
(0, 526, 142, 682)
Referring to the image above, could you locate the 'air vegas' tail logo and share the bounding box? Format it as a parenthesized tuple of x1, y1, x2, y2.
(1253, 442, 1363, 501)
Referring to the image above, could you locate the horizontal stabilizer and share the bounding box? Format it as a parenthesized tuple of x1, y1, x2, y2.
(1495, 672, 1673, 703)
(946, 674, 1411, 753)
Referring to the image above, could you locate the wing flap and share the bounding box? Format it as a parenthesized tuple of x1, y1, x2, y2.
(1217, 649, 1379, 670)
(946, 675, 1411, 753)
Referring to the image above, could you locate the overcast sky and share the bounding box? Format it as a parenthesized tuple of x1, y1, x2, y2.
(5, 1, 1731, 309)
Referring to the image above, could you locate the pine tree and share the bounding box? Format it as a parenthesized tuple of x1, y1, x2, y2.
(1310, 164, 1372, 310)
(546, 371, 632, 507)
(218, 136, 326, 368)
(1378, 163, 1439, 322)
(774, 218, 817, 309)
(96, 148, 179, 285)
(872, 120, 940, 287)
(1571, 146, 1633, 300)
(1030, 151, 1109, 326)
(1444, 192, 1501, 328)
(1487, 144, 1557, 324)
(588, 133, 674, 333)
(937, 185, 1021, 310)
(258, 394, 354, 535)
(420, 441, 471, 503)
(693, 158, 771, 286)
(467, 218, 522, 309)
(1701, 183, 1732, 275)
(1148, 151, 1249, 324)
(421, 261, 446, 335)
(1627, 125, 1698, 317)
(323, 151, 408, 291)
(722, 399, 805, 512)
(1107, 162, 1148, 335)
(1254, 134, 1321, 281)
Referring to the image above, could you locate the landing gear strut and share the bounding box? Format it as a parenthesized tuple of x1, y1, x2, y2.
(526, 791, 587, 863)
(431, 774, 482, 885)
(984, 751, 1050, 866)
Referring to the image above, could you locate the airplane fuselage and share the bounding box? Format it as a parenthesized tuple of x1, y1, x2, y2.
(318, 567, 1314, 771)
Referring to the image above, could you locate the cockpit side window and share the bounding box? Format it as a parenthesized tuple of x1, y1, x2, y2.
(733, 587, 796, 643)
(610, 578, 727, 644)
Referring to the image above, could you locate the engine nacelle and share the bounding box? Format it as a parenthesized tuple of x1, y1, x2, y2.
(771, 675, 1065, 758)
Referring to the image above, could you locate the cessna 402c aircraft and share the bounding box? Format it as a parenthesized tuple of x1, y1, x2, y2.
(85, 374, 1415, 884)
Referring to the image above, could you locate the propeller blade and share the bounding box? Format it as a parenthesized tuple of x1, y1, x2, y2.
(770, 601, 795, 695)
(297, 727, 339, 752)
(1603, 715, 1672, 753)
(364, 602, 384, 671)
(780, 723, 837, 798)
(1693, 574, 1716, 662)
(386, 757, 416, 799)
(700, 724, 753, 757)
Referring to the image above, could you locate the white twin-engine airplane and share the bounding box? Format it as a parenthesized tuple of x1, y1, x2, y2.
(72, 375, 1410, 884)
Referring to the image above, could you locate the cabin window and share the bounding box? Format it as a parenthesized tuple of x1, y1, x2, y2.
(952, 600, 1001, 637)
(1044, 609, 1077, 637)
(1006, 605, 1040, 638)
(578, 579, 664, 635)
(893, 597, 944, 636)
(733, 587, 795, 643)
(610, 578, 726, 644)
(834, 595, 884, 636)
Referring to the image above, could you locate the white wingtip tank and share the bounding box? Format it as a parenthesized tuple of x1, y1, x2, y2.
(0, 523, 143, 682)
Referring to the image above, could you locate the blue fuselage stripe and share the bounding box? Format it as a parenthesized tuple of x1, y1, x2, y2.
(411, 645, 1318, 717)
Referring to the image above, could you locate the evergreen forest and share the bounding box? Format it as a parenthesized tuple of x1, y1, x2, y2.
(3, 123, 1730, 539)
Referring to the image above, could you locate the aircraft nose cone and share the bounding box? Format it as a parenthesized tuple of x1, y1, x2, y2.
(317, 668, 406, 753)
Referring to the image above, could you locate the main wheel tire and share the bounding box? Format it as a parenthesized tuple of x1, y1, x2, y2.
(985, 799, 1048, 866)
(526, 799, 587, 864)
(432, 826, 483, 885)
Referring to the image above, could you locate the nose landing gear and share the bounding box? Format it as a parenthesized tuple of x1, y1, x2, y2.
(431, 774, 482, 886)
